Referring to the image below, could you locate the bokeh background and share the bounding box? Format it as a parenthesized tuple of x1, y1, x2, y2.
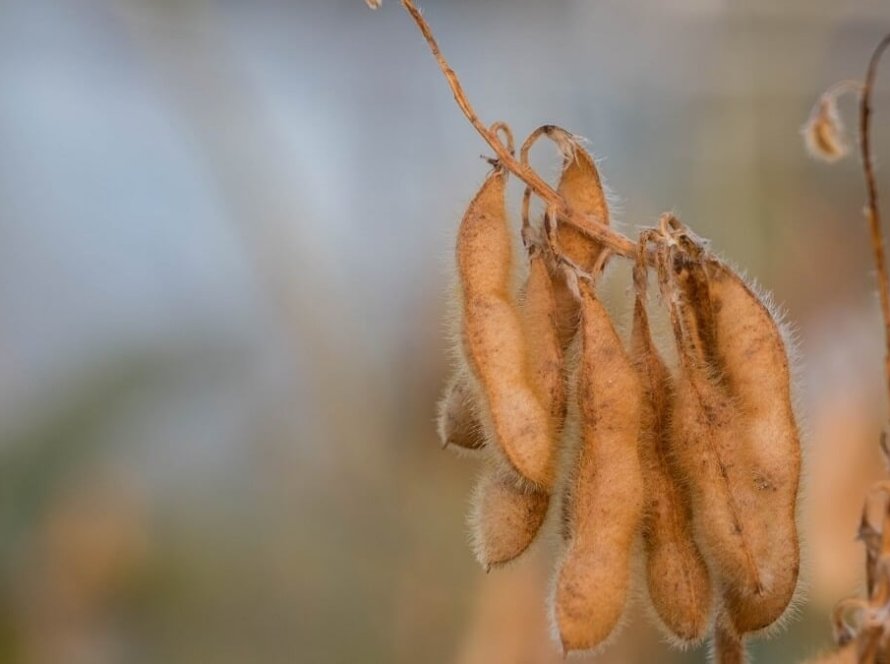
(1, 0, 889, 661)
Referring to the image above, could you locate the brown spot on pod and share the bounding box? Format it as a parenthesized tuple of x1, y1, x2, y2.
(553, 282, 643, 653)
(630, 257, 713, 644)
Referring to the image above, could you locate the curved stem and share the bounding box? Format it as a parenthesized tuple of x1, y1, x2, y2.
(824, 79, 865, 102)
(861, 33, 890, 413)
(399, 0, 636, 257)
(518, 125, 552, 245)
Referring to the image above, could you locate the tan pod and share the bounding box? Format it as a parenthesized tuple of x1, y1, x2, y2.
(457, 168, 555, 488)
(554, 283, 643, 653)
(469, 467, 550, 570)
(437, 371, 484, 451)
(706, 259, 801, 634)
(521, 252, 568, 426)
(470, 250, 567, 568)
(664, 234, 800, 635)
(630, 269, 712, 643)
(551, 138, 611, 348)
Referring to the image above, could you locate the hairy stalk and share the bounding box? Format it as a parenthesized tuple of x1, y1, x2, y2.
(398, 0, 637, 258)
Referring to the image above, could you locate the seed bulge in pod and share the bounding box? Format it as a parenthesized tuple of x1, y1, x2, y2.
(457, 168, 555, 488)
(630, 278, 712, 643)
(553, 282, 643, 654)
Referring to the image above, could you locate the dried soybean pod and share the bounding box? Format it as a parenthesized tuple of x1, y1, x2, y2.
(521, 248, 568, 426)
(469, 248, 565, 568)
(661, 224, 800, 635)
(436, 371, 484, 451)
(551, 131, 611, 347)
(630, 255, 712, 644)
(802, 93, 851, 163)
(457, 167, 555, 488)
(659, 239, 760, 595)
(705, 257, 801, 634)
(668, 231, 719, 369)
(469, 467, 550, 570)
(519, 125, 611, 348)
(439, 127, 517, 456)
(552, 129, 610, 268)
(553, 281, 643, 654)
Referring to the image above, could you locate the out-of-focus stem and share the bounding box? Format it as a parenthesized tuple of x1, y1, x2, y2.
(860, 34, 890, 413)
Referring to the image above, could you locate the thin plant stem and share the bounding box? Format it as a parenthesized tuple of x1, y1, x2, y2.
(860, 33, 890, 413)
(399, 0, 637, 258)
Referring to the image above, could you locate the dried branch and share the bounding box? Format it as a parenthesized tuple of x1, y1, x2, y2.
(398, 0, 637, 258)
(861, 33, 890, 414)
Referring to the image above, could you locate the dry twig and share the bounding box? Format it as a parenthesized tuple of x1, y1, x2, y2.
(861, 34, 890, 413)
(398, 0, 637, 258)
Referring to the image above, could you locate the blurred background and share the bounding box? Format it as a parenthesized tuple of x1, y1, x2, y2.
(0, 0, 889, 661)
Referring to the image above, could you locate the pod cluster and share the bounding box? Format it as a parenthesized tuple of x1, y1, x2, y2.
(437, 124, 802, 661)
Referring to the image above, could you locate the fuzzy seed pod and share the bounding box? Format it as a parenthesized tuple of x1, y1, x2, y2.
(437, 371, 484, 451)
(803, 96, 849, 163)
(457, 168, 555, 488)
(469, 250, 566, 568)
(470, 466, 550, 570)
(554, 137, 610, 268)
(550, 138, 611, 348)
(707, 259, 801, 634)
(553, 282, 644, 654)
(663, 233, 801, 636)
(630, 263, 713, 644)
(522, 251, 568, 426)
